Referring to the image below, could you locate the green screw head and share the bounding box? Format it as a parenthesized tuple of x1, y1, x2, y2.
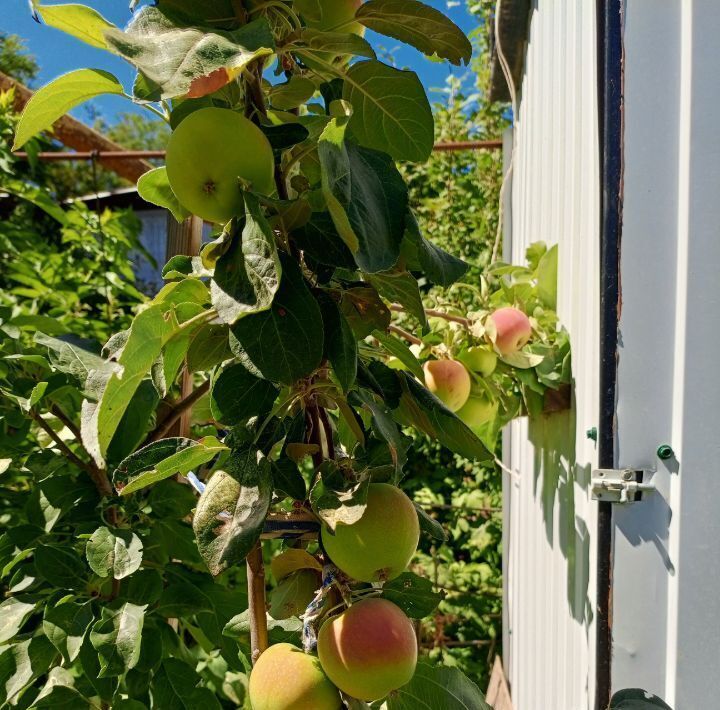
(586, 427, 597, 442)
(657, 444, 674, 460)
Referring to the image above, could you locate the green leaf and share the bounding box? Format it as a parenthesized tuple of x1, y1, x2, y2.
(33, 683, 91, 708)
(381, 572, 444, 618)
(372, 330, 424, 381)
(104, 7, 274, 100)
(151, 659, 222, 709)
(193, 447, 272, 576)
(414, 502, 448, 542)
(0, 597, 36, 644)
(319, 119, 408, 273)
(211, 195, 282, 325)
(89, 602, 146, 678)
(86, 527, 143, 580)
(223, 611, 302, 647)
(34, 544, 86, 589)
(34, 2, 116, 49)
(387, 663, 491, 709)
(368, 270, 427, 328)
(310, 469, 370, 532)
(34, 333, 106, 384)
(292, 212, 356, 270)
(210, 362, 279, 425)
(537, 243, 558, 309)
(113, 436, 228, 496)
(13, 69, 125, 150)
(357, 0, 472, 66)
(229, 255, 324, 385)
(340, 286, 391, 339)
(270, 457, 307, 502)
(296, 28, 376, 61)
(318, 294, 357, 392)
(610, 689, 673, 710)
(355, 389, 407, 475)
(394, 374, 492, 463)
(81, 304, 174, 467)
(0, 636, 58, 706)
(404, 209, 468, 287)
(343, 60, 433, 162)
(126, 569, 164, 605)
(43, 600, 94, 663)
(106, 380, 160, 465)
(500, 350, 545, 369)
(1, 179, 69, 224)
(268, 75, 316, 110)
(137, 167, 189, 223)
(187, 324, 232, 372)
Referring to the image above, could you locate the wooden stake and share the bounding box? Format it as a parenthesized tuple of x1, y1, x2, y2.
(247, 541, 269, 664)
(165, 214, 204, 437)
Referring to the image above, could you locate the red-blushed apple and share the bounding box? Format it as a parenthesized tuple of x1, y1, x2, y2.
(458, 345, 498, 377)
(489, 307, 532, 355)
(321, 483, 419, 583)
(317, 598, 417, 701)
(248, 643, 341, 710)
(422, 359, 472, 412)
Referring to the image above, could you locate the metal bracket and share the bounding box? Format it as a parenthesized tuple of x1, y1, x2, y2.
(591, 468, 656, 503)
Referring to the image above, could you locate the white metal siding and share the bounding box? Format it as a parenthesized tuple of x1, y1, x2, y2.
(503, 2, 600, 709)
(614, 1, 720, 706)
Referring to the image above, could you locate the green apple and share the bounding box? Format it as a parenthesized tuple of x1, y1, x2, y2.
(299, 0, 365, 35)
(165, 107, 275, 223)
(456, 393, 498, 429)
(458, 346, 498, 377)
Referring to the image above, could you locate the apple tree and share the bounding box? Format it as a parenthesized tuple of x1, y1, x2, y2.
(2, 1, 567, 707)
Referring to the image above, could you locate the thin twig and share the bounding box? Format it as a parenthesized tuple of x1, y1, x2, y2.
(145, 380, 210, 444)
(388, 324, 423, 346)
(50, 405, 82, 442)
(30, 411, 112, 496)
(421, 639, 493, 648)
(390, 303, 471, 328)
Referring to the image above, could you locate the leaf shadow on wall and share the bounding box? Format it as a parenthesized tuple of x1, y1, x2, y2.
(527, 398, 593, 627)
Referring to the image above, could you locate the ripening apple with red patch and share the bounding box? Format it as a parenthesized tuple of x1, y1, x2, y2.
(422, 359, 472, 412)
(317, 598, 417, 700)
(488, 306, 532, 355)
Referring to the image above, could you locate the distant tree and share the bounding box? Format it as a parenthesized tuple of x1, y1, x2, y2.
(0, 32, 39, 85)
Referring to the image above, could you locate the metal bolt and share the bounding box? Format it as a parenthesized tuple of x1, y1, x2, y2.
(622, 470, 634, 481)
(657, 444, 674, 460)
(586, 427, 597, 441)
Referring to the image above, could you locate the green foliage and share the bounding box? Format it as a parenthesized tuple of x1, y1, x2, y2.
(0, 33, 39, 85)
(0, 0, 565, 705)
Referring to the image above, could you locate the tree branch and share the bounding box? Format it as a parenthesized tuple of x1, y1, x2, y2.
(50, 405, 82, 442)
(389, 324, 423, 346)
(390, 303, 472, 328)
(144, 380, 211, 445)
(30, 410, 112, 497)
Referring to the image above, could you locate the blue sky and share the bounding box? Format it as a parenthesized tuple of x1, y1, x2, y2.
(2, 0, 480, 127)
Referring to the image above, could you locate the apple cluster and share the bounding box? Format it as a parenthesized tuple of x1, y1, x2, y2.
(248, 484, 420, 708)
(418, 306, 533, 431)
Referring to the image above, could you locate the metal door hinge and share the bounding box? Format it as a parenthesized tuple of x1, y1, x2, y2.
(591, 468, 656, 503)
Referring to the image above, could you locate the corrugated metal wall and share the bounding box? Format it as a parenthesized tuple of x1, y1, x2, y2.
(502, 2, 600, 709)
(613, 2, 720, 707)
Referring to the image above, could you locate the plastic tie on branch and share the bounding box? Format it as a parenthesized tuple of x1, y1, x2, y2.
(302, 564, 338, 653)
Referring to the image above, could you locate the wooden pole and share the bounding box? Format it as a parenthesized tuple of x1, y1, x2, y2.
(247, 541, 269, 663)
(165, 214, 204, 437)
